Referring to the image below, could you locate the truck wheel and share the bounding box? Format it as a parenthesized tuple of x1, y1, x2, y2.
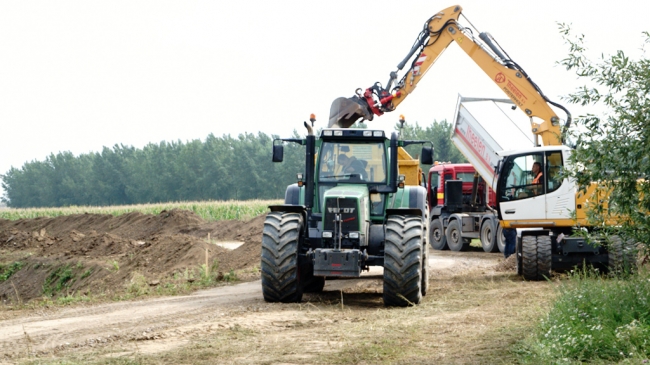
(261, 212, 304, 303)
(496, 225, 506, 253)
(429, 218, 448, 250)
(383, 215, 423, 307)
(608, 235, 636, 273)
(480, 220, 499, 253)
(446, 220, 469, 252)
(521, 235, 552, 281)
(421, 242, 429, 296)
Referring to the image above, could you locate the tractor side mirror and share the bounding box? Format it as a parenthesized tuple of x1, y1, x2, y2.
(420, 146, 434, 165)
(272, 144, 284, 162)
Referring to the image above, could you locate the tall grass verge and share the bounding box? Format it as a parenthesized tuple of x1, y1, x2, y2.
(0, 199, 282, 221)
(517, 268, 650, 364)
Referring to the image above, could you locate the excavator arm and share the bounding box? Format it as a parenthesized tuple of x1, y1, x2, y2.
(329, 5, 571, 147)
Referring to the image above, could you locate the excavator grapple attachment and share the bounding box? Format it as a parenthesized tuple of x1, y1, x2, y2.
(328, 96, 374, 128)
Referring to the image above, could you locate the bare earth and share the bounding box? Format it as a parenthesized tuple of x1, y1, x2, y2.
(0, 211, 553, 364)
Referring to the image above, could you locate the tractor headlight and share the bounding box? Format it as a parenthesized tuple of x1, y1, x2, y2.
(322, 231, 333, 238)
(348, 232, 359, 239)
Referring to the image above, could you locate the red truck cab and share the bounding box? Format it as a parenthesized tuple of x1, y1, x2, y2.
(427, 162, 496, 210)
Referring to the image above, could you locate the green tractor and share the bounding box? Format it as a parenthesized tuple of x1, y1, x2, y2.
(262, 123, 434, 306)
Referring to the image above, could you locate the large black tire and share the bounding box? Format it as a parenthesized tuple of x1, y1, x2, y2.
(480, 219, 500, 253)
(521, 235, 552, 281)
(303, 276, 325, 293)
(446, 220, 469, 252)
(261, 212, 304, 303)
(383, 215, 423, 307)
(429, 218, 448, 250)
(608, 235, 637, 273)
(516, 235, 523, 276)
(421, 243, 429, 296)
(496, 225, 506, 253)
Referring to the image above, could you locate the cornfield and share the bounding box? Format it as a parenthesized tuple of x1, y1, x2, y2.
(0, 199, 282, 221)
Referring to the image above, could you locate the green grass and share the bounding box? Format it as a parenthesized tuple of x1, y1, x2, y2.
(0, 199, 282, 221)
(42, 265, 76, 297)
(0, 261, 25, 282)
(517, 268, 650, 364)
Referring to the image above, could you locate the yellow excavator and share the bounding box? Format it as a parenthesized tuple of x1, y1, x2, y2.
(328, 5, 635, 280)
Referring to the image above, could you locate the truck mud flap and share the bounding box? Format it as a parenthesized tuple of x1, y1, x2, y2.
(313, 249, 362, 277)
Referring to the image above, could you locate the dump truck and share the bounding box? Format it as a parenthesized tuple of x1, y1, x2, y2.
(428, 97, 535, 253)
(427, 161, 502, 252)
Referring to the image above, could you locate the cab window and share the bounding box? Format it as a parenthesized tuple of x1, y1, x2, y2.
(499, 153, 544, 201)
(546, 151, 563, 193)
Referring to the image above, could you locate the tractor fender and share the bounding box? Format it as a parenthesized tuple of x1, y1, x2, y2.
(284, 183, 302, 205)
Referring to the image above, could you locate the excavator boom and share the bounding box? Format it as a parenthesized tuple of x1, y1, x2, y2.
(328, 5, 571, 146)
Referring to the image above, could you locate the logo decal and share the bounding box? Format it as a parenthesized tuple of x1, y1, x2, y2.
(495, 72, 506, 83)
(328, 207, 356, 214)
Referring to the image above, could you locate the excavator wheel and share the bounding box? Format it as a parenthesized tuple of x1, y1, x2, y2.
(521, 235, 552, 281)
(608, 235, 637, 274)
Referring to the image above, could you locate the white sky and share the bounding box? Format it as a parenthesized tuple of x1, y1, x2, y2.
(1, 1, 649, 199)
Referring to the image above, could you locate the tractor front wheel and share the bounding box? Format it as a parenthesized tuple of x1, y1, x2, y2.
(261, 212, 304, 302)
(384, 215, 423, 307)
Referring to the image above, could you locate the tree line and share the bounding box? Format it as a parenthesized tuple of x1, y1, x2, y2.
(1, 120, 463, 208)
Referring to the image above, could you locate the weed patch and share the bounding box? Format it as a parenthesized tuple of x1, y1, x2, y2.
(0, 261, 25, 282)
(42, 265, 75, 297)
(518, 269, 650, 363)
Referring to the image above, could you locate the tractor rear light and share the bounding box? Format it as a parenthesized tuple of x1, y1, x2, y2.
(348, 232, 359, 239)
(322, 231, 333, 238)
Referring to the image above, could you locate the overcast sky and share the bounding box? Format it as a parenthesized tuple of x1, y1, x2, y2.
(1, 1, 649, 199)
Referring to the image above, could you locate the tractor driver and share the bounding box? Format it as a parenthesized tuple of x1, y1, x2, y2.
(337, 154, 368, 180)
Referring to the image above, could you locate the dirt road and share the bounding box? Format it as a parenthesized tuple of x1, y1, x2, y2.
(0, 249, 547, 365)
(0, 211, 554, 364)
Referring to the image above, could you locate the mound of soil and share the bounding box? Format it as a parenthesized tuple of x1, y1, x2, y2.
(0, 210, 267, 303)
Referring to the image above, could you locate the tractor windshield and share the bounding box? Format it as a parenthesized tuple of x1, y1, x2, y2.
(318, 141, 386, 183)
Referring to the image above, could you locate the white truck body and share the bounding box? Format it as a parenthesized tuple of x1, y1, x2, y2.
(450, 96, 535, 191)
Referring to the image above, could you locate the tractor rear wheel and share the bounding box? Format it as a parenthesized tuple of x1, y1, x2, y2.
(261, 212, 304, 303)
(383, 215, 423, 307)
(303, 274, 325, 293)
